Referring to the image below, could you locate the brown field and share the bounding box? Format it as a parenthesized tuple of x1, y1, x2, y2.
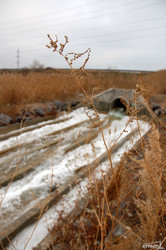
(0, 67, 166, 249)
(0, 69, 166, 116)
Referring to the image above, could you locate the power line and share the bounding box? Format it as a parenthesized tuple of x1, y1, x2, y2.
(0, 0, 165, 35)
(0, 22, 165, 52)
(0, 0, 109, 26)
(0, 31, 165, 55)
(0, 15, 165, 44)
(0, 0, 151, 27)
(74, 32, 166, 47)
(14, 32, 166, 53)
(73, 24, 166, 42)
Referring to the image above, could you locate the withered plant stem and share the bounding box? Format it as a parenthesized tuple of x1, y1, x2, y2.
(46, 34, 120, 206)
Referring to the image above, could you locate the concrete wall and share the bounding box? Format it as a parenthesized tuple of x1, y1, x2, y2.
(93, 88, 152, 118)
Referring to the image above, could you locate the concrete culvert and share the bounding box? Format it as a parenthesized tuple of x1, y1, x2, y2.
(93, 88, 153, 118)
(93, 88, 132, 114)
(109, 98, 128, 112)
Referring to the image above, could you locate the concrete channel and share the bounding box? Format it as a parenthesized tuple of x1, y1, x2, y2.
(0, 88, 152, 249)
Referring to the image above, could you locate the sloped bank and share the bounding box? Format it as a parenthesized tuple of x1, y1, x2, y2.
(0, 99, 80, 127)
(0, 88, 165, 249)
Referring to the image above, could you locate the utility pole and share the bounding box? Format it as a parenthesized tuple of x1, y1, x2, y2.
(16, 49, 20, 69)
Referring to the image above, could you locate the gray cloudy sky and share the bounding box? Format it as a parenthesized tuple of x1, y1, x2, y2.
(0, 0, 166, 70)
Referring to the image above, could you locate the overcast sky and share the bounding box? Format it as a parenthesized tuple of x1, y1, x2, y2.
(0, 0, 166, 70)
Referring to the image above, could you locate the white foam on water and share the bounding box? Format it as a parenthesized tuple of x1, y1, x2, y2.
(0, 108, 106, 152)
(6, 116, 150, 249)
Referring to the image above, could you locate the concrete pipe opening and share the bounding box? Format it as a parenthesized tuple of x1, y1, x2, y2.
(109, 97, 129, 114)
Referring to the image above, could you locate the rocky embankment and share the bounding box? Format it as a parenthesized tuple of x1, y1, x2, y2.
(150, 94, 166, 120)
(0, 94, 166, 127)
(0, 100, 80, 126)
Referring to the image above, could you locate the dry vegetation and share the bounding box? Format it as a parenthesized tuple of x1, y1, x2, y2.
(1, 35, 166, 249)
(0, 68, 166, 116)
(41, 35, 166, 249)
(49, 127, 166, 249)
(45, 115, 166, 249)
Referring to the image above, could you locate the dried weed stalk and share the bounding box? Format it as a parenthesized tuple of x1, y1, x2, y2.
(46, 35, 166, 250)
(135, 126, 165, 243)
(46, 34, 120, 200)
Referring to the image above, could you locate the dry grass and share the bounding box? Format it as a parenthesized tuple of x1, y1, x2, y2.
(1, 35, 166, 249)
(43, 35, 166, 249)
(48, 125, 166, 250)
(0, 69, 166, 117)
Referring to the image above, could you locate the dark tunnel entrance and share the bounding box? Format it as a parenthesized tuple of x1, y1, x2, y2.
(109, 98, 128, 113)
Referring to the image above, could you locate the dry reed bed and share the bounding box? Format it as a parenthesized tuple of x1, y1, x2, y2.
(0, 69, 166, 116)
(48, 126, 166, 250)
(1, 35, 166, 248)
